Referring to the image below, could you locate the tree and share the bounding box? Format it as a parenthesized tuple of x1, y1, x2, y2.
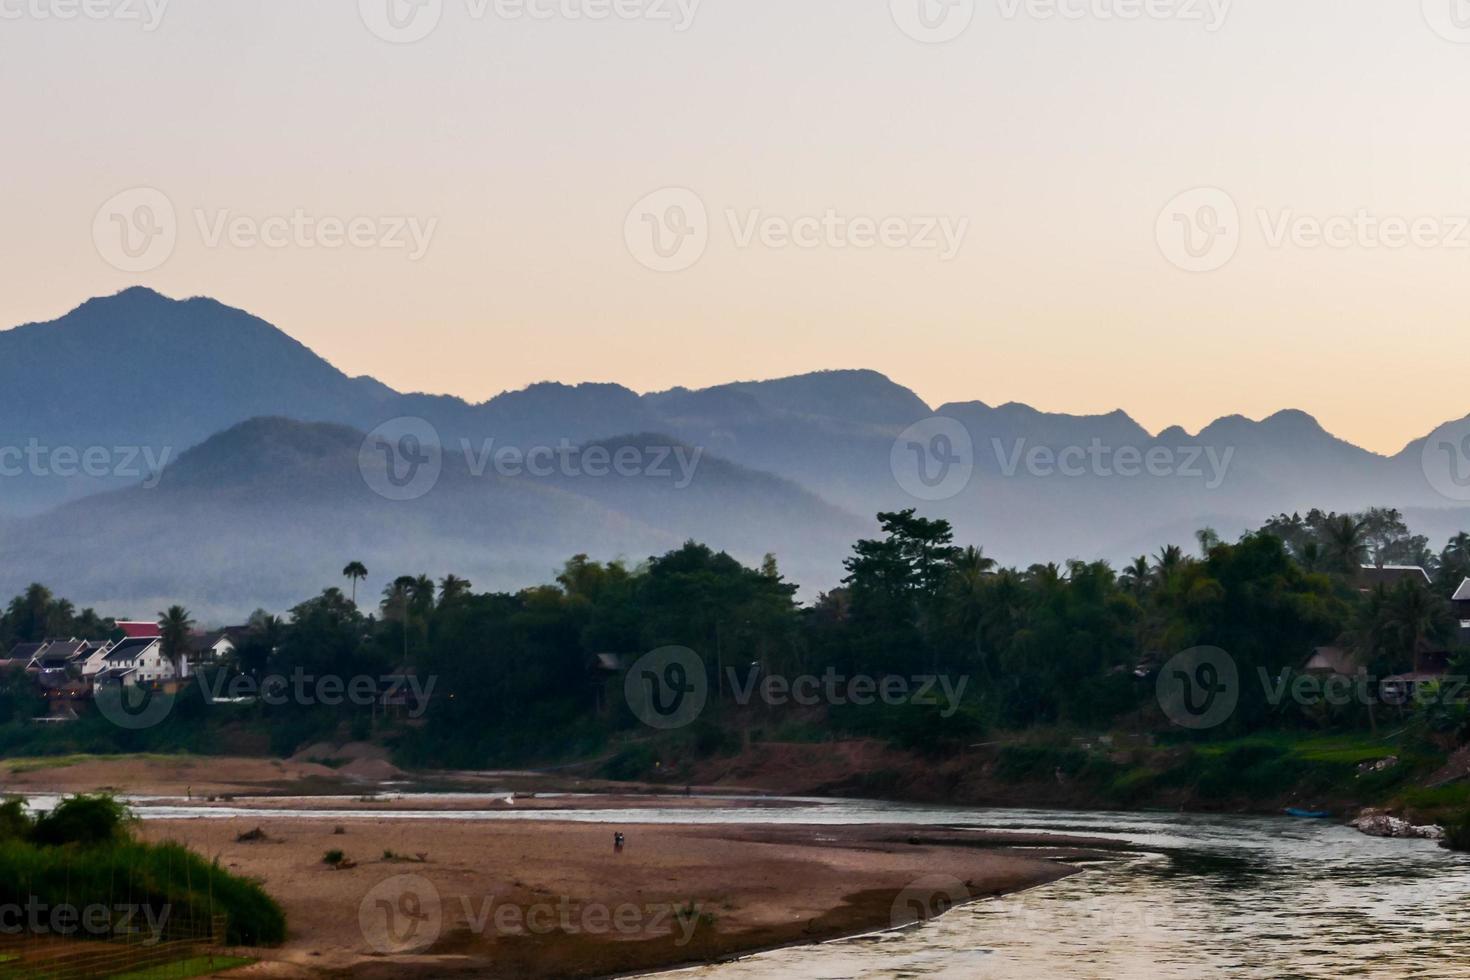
(342, 562, 369, 606)
(1152, 545, 1186, 587)
(157, 606, 195, 678)
(945, 547, 996, 677)
(1121, 556, 1151, 599)
(1321, 514, 1368, 576)
(439, 575, 472, 608)
(1437, 533, 1470, 594)
(1381, 580, 1454, 671)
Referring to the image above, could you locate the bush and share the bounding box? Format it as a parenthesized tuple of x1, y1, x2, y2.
(1444, 811, 1470, 853)
(0, 798, 32, 841)
(829, 697, 987, 756)
(601, 743, 658, 781)
(691, 719, 740, 757)
(29, 794, 134, 847)
(0, 800, 285, 946)
(995, 744, 1091, 782)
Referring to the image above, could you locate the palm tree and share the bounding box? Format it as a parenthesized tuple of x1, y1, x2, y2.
(1121, 556, 1151, 599)
(1153, 545, 1186, 586)
(409, 575, 436, 619)
(1438, 533, 1470, 592)
(954, 545, 996, 577)
(383, 577, 418, 663)
(438, 575, 472, 608)
(1382, 581, 1454, 672)
(157, 606, 195, 679)
(1321, 514, 1368, 577)
(1195, 527, 1221, 557)
(946, 549, 994, 677)
(342, 562, 368, 606)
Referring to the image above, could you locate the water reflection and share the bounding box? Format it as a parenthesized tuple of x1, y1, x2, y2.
(14, 791, 1468, 977)
(664, 808, 1470, 980)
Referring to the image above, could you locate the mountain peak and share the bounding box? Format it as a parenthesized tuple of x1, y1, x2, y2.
(1261, 408, 1326, 432)
(712, 369, 931, 426)
(1198, 409, 1329, 439)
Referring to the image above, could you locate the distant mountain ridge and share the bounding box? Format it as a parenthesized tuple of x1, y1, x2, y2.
(2, 288, 1468, 615)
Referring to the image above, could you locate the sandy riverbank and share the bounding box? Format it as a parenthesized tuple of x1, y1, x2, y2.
(4, 755, 1092, 978)
(141, 817, 1082, 979)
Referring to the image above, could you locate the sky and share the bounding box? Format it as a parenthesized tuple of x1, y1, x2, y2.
(3, 0, 1468, 455)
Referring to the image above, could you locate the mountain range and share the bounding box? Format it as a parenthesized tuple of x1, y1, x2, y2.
(2, 287, 1467, 620)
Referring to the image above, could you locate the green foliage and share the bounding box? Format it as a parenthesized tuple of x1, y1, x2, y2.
(828, 697, 985, 754)
(0, 583, 114, 649)
(1443, 811, 1470, 852)
(0, 796, 284, 946)
(0, 798, 32, 841)
(690, 719, 740, 758)
(600, 743, 659, 781)
(5, 504, 1468, 778)
(29, 793, 133, 847)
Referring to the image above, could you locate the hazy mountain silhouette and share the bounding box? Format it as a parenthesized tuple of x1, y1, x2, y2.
(3, 288, 1468, 614)
(0, 417, 862, 620)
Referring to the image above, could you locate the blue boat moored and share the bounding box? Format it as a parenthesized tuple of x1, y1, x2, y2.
(1285, 807, 1332, 819)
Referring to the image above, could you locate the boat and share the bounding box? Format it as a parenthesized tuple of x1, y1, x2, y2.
(1285, 807, 1331, 819)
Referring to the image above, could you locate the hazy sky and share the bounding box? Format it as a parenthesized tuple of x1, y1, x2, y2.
(4, 1, 1468, 455)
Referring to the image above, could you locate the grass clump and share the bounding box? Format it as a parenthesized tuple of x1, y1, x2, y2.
(0, 794, 285, 946)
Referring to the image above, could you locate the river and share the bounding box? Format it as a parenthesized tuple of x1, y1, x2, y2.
(664, 807, 1470, 980)
(19, 793, 1470, 977)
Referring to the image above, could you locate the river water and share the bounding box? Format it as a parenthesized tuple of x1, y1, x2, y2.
(666, 807, 1470, 980)
(19, 793, 1470, 977)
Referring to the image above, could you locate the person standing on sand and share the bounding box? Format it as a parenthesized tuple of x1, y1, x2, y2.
(614, 832, 625, 853)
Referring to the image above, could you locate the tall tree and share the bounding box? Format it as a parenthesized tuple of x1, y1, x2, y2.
(157, 606, 195, 678)
(1321, 514, 1368, 576)
(439, 575, 472, 608)
(342, 562, 369, 606)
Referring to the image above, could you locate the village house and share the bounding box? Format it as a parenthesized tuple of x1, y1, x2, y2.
(8, 616, 251, 723)
(186, 630, 237, 668)
(1453, 578, 1470, 641)
(1303, 645, 1363, 677)
(1303, 568, 1465, 704)
(29, 638, 104, 672)
(96, 636, 177, 687)
(3, 641, 49, 671)
(1357, 564, 1433, 592)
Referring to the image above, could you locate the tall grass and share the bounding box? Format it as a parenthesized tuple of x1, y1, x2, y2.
(0, 795, 285, 946)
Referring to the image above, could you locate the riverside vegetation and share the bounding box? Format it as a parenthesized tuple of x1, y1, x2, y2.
(0, 794, 285, 947)
(3, 507, 1469, 845)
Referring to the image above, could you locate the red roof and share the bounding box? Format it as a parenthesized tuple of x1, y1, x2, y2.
(115, 621, 161, 639)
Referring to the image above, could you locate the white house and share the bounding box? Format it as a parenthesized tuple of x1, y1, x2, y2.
(186, 631, 236, 671)
(98, 637, 178, 685)
(81, 642, 116, 678)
